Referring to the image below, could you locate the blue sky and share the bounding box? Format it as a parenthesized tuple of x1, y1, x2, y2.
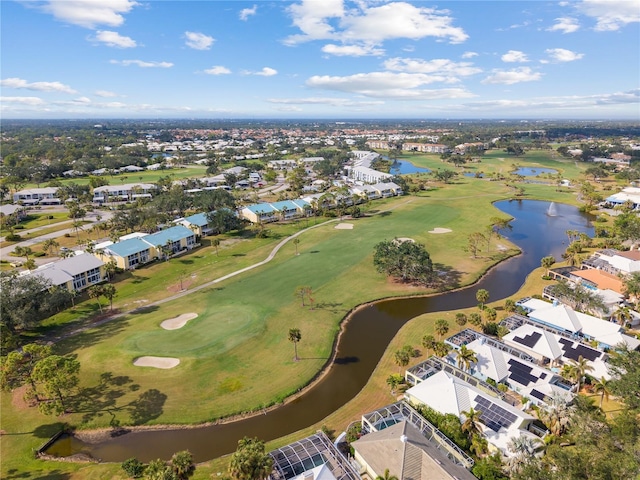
(1, 0, 639, 119)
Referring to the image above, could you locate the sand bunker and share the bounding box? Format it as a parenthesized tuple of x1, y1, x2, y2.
(133, 356, 180, 369)
(335, 223, 354, 230)
(160, 313, 198, 330)
(394, 237, 415, 243)
(428, 227, 452, 234)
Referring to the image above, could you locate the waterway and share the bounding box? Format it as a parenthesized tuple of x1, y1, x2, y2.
(46, 199, 593, 463)
(389, 160, 430, 175)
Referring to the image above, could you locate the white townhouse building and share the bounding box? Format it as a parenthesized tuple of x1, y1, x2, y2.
(13, 187, 61, 205)
(93, 183, 156, 203)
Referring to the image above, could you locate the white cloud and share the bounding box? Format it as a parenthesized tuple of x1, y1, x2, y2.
(254, 67, 278, 76)
(284, 0, 468, 46)
(547, 17, 580, 33)
(462, 51, 478, 59)
(501, 50, 529, 63)
(94, 90, 119, 97)
(545, 48, 584, 62)
(41, 0, 138, 29)
(110, 60, 173, 68)
(383, 57, 482, 78)
(577, 0, 640, 31)
(239, 5, 257, 21)
(184, 31, 214, 50)
(321, 43, 384, 56)
(93, 30, 136, 48)
(306, 71, 475, 99)
(482, 67, 542, 85)
(204, 66, 232, 75)
(267, 97, 384, 107)
(0, 96, 46, 105)
(0, 77, 77, 93)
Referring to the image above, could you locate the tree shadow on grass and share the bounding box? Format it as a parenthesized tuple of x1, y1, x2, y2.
(131, 275, 149, 284)
(131, 305, 159, 315)
(66, 372, 139, 425)
(432, 264, 462, 291)
(54, 317, 128, 354)
(178, 259, 194, 265)
(31, 422, 68, 438)
(313, 301, 344, 314)
(128, 388, 167, 425)
(4, 470, 71, 480)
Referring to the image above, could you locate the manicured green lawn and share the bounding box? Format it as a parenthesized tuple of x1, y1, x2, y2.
(0, 149, 604, 479)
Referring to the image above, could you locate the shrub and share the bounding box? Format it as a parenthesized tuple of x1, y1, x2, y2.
(13, 225, 24, 230)
(5, 233, 21, 241)
(121, 457, 144, 478)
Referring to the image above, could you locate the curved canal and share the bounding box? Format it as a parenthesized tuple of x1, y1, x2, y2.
(48, 199, 593, 463)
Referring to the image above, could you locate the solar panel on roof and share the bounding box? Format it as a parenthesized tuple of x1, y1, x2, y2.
(530, 389, 546, 400)
(559, 338, 600, 362)
(474, 395, 518, 432)
(512, 331, 542, 348)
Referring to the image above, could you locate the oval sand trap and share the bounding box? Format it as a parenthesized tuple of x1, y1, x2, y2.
(428, 227, 452, 234)
(133, 356, 180, 369)
(160, 312, 198, 330)
(335, 223, 354, 230)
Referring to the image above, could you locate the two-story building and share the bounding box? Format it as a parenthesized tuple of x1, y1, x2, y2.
(13, 187, 61, 205)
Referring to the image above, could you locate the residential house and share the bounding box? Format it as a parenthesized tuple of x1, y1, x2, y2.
(404, 369, 540, 456)
(268, 431, 359, 480)
(372, 181, 403, 197)
(23, 253, 104, 292)
(142, 225, 198, 256)
(240, 203, 279, 223)
(174, 212, 213, 237)
(13, 187, 60, 205)
(603, 187, 640, 210)
(348, 165, 393, 184)
(355, 401, 475, 479)
(97, 237, 154, 270)
(92, 183, 156, 203)
(0, 204, 26, 222)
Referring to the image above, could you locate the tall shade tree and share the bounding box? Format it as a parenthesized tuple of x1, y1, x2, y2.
(32, 354, 80, 415)
(288, 328, 302, 361)
(228, 437, 274, 480)
(434, 319, 450, 340)
(476, 289, 490, 310)
(373, 239, 434, 285)
(0, 343, 52, 402)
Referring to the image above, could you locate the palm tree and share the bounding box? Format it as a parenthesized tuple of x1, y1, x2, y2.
(88, 285, 104, 314)
(228, 437, 273, 480)
(293, 237, 300, 255)
(571, 355, 594, 393)
(433, 341, 450, 358)
(623, 272, 640, 305)
(42, 238, 59, 256)
(386, 374, 404, 395)
(456, 345, 478, 372)
(592, 376, 611, 409)
(461, 407, 483, 440)
(506, 436, 543, 473)
(375, 469, 399, 480)
(539, 394, 575, 436)
(394, 349, 410, 371)
(434, 319, 450, 340)
(212, 238, 221, 256)
(104, 259, 117, 281)
(610, 305, 633, 327)
(288, 328, 302, 361)
(171, 450, 196, 479)
(476, 289, 490, 310)
(101, 284, 117, 311)
(13, 245, 34, 262)
(421, 334, 436, 356)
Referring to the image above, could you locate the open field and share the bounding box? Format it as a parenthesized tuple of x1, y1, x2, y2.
(0, 149, 616, 478)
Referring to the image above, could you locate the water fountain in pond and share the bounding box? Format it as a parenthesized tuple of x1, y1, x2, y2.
(547, 202, 558, 216)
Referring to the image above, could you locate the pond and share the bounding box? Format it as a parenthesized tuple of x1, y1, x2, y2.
(45, 200, 592, 463)
(389, 160, 431, 175)
(514, 167, 558, 176)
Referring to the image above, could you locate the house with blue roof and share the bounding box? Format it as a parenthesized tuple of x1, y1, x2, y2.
(97, 225, 198, 269)
(142, 225, 197, 257)
(175, 212, 213, 237)
(240, 203, 278, 223)
(98, 237, 153, 270)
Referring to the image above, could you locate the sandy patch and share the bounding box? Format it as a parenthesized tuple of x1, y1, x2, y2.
(335, 223, 354, 230)
(133, 356, 180, 369)
(428, 227, 452, 234)
(160, 312, 198, 330)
